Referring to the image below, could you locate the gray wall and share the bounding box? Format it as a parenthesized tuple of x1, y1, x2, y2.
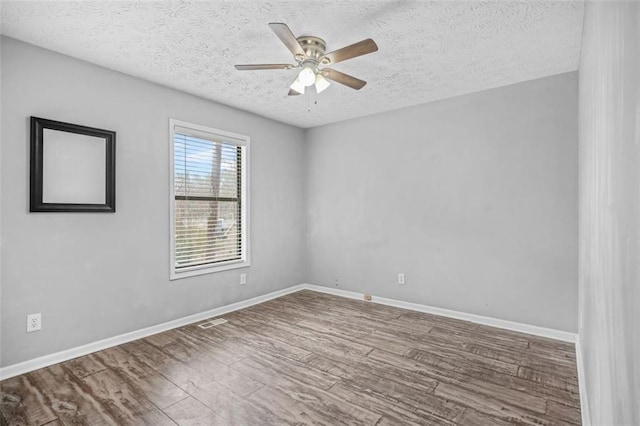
(578, 1, 640, 424)
(305, 72, 578, 332)
(0, 37, 306, 367)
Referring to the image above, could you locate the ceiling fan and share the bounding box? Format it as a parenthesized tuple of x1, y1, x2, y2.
(235, 23, 378, 96)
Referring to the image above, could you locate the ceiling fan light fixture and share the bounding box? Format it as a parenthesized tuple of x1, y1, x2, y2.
(290, 77, 305, 94)
(235, 23, 378, 97)
(298, 64, 316, 87)
(315, 73, 330, 93)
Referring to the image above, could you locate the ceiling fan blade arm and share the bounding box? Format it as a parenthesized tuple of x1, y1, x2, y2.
(322, 69, 367, 90)
(235, 64, 294, 70)
(288, 89, 302, 96)
(268, 23, 306, 58)
(320, 38, 378, 64)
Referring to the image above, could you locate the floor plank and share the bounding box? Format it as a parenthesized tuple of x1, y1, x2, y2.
(81, 369, 175, 425)
(0, 375, 58, 426)
(0, 290, 581, 425)
(28, 364, 119, 425)
(92, 346, 189, 410)
(546, 400, 583, 425)
(162, 396, 225, 426)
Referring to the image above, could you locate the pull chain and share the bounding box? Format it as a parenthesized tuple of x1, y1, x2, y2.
(307, 87, 318, 112)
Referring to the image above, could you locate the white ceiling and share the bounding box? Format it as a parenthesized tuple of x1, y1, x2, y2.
(1, 1, 584, 128)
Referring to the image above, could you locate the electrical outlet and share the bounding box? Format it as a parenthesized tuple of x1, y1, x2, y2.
(240, 273, 247, 285)
(364, 294, 372, 301)
(27, 313, 41, 332)
(398, 273, 405, 285)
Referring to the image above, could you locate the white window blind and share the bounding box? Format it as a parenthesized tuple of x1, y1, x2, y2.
(170, 120, 249, 279)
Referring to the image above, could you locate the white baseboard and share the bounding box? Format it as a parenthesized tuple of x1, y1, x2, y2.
(301, 283, 578, 343)
(575, 335, 591, 426)
(0, 284, 306, 381)
(1, 282, 579, 381)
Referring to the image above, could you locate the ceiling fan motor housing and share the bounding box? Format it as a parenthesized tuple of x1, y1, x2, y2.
(296, 36, 327, 63)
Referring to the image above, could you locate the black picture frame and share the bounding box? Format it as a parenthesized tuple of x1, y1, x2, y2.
(30, 116, 116, 212)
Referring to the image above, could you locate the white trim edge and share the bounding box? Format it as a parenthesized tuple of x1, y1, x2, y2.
(0, 284, 305, 381)
(575, 335, 591, 426)
(0, 282, 579, 381)
(302, 284, 578, 343)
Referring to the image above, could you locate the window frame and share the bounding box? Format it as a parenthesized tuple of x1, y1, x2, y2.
(169, 118, 250, 280)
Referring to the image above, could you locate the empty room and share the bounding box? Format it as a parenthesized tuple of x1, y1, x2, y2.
(0, 0, 638, 425)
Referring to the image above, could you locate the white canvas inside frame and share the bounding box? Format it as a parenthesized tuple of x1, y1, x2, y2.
(42, 128, 106, 204)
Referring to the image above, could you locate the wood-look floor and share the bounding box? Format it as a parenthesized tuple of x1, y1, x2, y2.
(1, 290, 581, 425)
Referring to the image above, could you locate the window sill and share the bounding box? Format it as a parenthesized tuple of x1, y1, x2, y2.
(170, 260, 250, 280)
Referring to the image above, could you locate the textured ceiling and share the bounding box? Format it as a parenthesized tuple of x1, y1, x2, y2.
(1, 1, 584, 128)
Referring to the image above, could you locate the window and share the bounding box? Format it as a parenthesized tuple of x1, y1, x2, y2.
(169, 119, 249, 279)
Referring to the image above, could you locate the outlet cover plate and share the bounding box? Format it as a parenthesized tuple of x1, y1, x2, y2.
(27, 313, 42, 332)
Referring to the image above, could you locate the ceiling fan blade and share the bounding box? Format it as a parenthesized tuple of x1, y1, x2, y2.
(322, 68, 367, 90)
(288, 89, 302, 96)
(235, 64, 294, 70)
(268, 23, 306, 58)
(320, 38, 378, 65)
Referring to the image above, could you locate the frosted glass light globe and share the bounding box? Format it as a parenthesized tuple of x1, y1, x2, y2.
(298, 66, 316, 87)
(290, 78, 305, 94)
(315, 73, 331, 93)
